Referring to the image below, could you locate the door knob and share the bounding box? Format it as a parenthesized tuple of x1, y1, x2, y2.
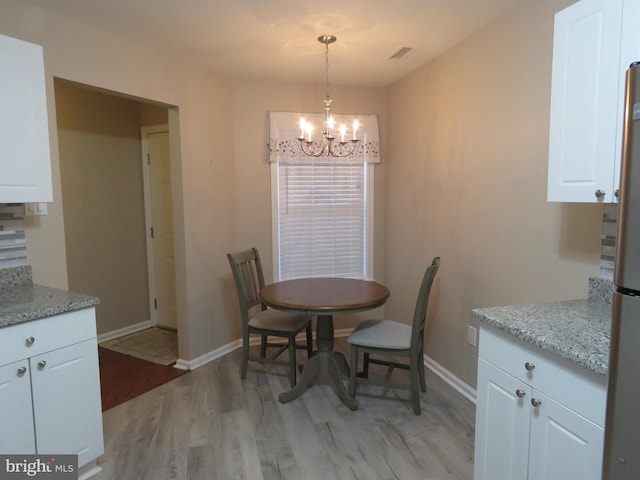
(515, 389, 526, 398)
(37, 361, 46, 370)
(595, 189, 606, 199)
(25, 336, 35, 347)
(525, 362, 535, 371)
(531, 398, 542, 407)
(16, 367, 27, 377)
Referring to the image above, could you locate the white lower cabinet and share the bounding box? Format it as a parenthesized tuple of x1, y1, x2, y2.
(474, 326, 607, 480)
(0, 308, 103, 476)
(30, 339, 103, 466)
(475, 358, 530, 480)
(0, 359, 35, 454)
(528, 390, 604, 480)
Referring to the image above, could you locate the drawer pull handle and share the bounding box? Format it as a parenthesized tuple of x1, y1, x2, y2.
(524, 362, 535, 372)
(25, 336, 35, 347)
(16, 367, 27, 377)
(531, 398, 542, 407)
(515, 389, 526, 398)
(37, 361, 47, 370)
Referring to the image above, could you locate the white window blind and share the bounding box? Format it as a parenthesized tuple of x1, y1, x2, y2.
(275, 159, 370, 280)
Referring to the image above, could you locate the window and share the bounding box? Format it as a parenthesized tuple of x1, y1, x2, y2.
(272, 159, 373, 280)
(268, 112, 379, 282)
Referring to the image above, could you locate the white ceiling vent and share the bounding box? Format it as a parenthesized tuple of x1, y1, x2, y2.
(388, 46, 415, 60)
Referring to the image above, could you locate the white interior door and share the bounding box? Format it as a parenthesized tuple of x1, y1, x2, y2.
(142, 126, 177, 330)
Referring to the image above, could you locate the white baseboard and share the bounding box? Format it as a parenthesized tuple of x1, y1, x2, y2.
(334, 328, 353, 338)
(138, 325, 477, 405)
(247, 327, 353, 345)
(78, 460, 101, 480)
(97, 320, 153, 344)
(424, 355, 476, 404)
(175, 339, 243, 371)
(175, 328, 352, 370)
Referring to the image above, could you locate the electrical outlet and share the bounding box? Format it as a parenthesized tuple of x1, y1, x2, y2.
(468, 325, 477, 347)
(24, 202, 48, 216)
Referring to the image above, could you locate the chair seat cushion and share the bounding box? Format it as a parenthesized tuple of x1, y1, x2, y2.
(248, 308, 310, 332)
(348, 319, 411, 350)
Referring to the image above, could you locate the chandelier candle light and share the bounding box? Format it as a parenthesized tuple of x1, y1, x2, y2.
(298, 35, 361, 157)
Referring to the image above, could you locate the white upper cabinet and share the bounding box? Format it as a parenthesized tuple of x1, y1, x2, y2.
(547, 0, 627, 203)
(0, 33, 53, 202)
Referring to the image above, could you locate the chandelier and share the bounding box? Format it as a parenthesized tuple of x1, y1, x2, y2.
(298, 35, 361, 157)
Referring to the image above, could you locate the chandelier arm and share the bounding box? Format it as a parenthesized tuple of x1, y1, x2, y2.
(299, 140, 328, 157)
(328, 139, 360, 158)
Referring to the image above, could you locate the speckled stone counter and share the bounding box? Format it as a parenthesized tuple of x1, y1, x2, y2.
(0, 266, 99, 328)
(0, 264, 33, 288)
(473, 292, 612, 376)
(473, 277, 614, 375)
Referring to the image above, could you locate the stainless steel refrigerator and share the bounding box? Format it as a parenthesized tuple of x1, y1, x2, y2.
(603, 62, 640, 480)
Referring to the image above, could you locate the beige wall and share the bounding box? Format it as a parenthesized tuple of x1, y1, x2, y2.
(139, 103, 169, 127)
(1, 0, 235, 360)
(385, 0, 602, 388)
(230, 78, 387, 330)
(55, 80, 150, 335)
(3, 0, 606, 382)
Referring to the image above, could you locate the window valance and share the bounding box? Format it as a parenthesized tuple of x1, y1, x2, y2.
(268, 111, 380, 164)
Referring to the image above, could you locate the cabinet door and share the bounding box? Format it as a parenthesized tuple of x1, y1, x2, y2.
(547, 0, 623, 202)
(30, 340, 104, 467)
(617, 0, 640, 198)
(0, 360, 35, 454)
(528, 390, 604, 480)
(0, 33, 53, 202)
(474, 359, 530, 480)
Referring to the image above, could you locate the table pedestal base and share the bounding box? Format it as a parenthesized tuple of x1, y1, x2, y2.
(278, 314, 357, 410)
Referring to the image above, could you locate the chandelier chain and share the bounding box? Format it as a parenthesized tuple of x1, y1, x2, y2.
(324, 39, 330, 103)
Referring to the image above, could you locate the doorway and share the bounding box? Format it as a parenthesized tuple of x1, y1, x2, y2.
(54, 79, 179, 356)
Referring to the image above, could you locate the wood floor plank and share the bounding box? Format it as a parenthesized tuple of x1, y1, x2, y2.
(95, 338, 475, 480)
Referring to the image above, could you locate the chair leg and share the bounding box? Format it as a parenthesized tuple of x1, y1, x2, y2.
(418, 352, 427, 393)
(305, 322, 313, 359)
(363, 352, 370, 378)
(288, 336, 297, 387)
(241, 331, 249, 379)
(410, 360, 421, 415)
(260, 335, 268, 358)
(349, 346, 358, 398)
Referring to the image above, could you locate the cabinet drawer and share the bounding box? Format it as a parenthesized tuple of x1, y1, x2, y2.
(479, 325, 608, 426)
(0, 308, 97, 366)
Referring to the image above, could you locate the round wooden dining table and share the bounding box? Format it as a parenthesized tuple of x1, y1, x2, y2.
(260, 277, 390, 409)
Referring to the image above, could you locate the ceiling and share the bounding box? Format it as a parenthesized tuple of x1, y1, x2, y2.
(22, 0, 526, 87)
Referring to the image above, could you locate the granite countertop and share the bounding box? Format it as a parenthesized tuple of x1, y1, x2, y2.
(0, 266, 99, 328)
(472, 277, 614, 376)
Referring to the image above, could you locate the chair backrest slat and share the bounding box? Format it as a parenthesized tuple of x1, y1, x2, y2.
(227, 248, 267, 325)
(411, 257, 440, 350)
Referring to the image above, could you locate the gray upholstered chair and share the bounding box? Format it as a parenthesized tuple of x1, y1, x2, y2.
(348, 257, 440, 415)
(227, 247, 313, 387)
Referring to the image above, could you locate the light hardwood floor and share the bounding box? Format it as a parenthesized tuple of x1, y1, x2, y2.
(95, 338, 475, 480)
